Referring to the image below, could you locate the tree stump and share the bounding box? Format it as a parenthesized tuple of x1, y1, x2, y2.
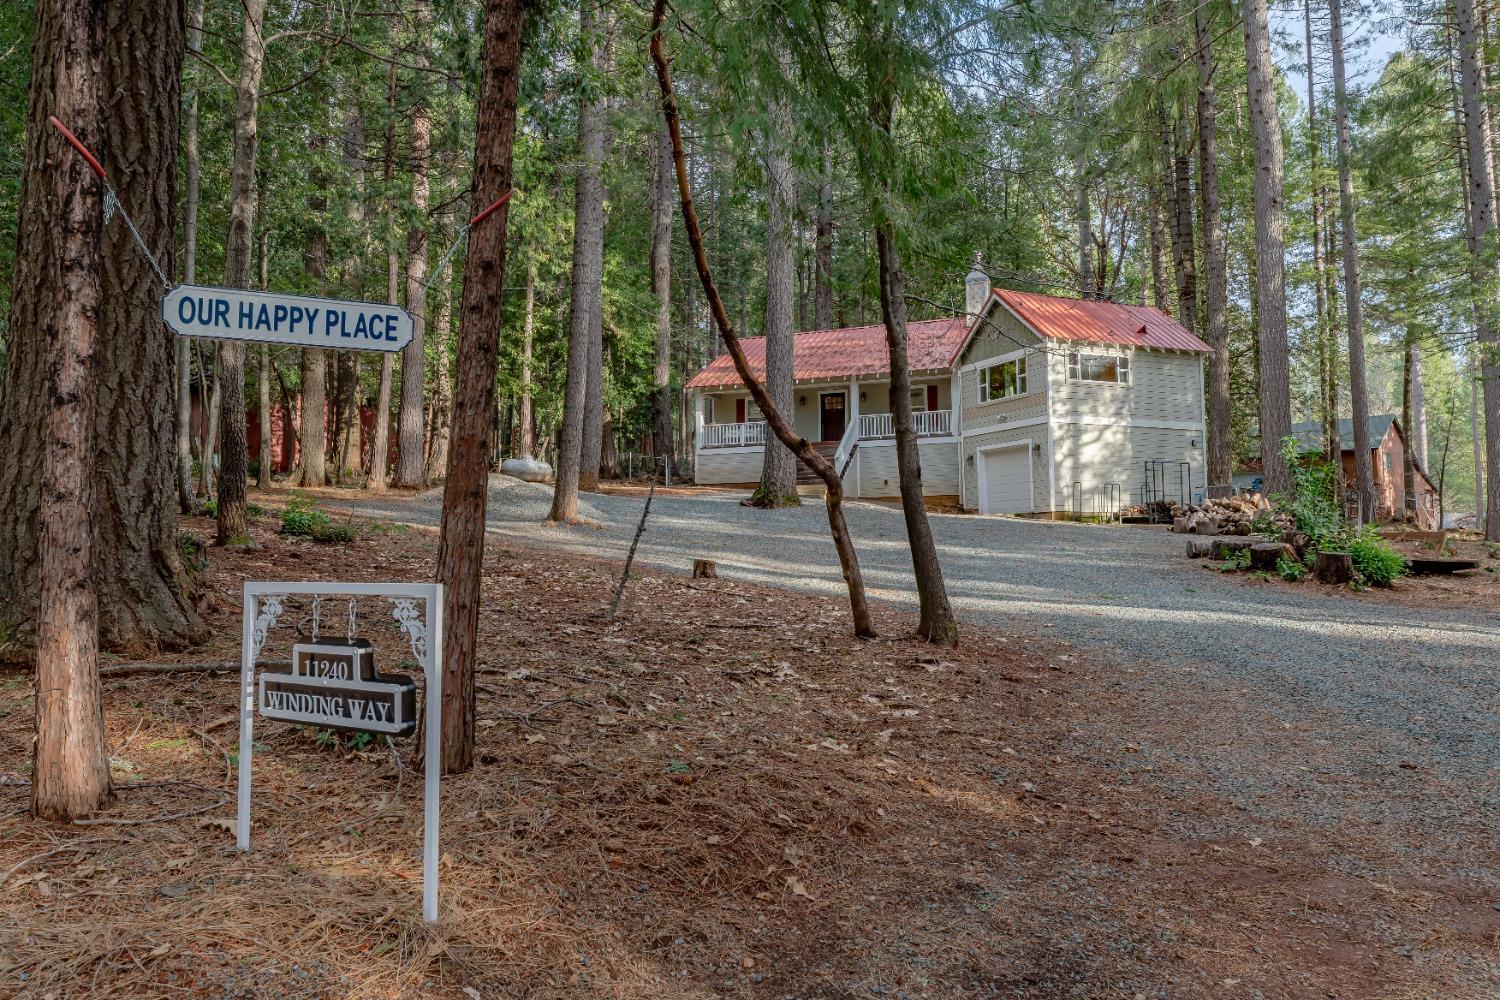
(692, 559, 718, 579)
(1186, 538, 1217, 559)
(1250, 542, 1295, 572)
(1210, 538, 1253, 560)
(1313, 551, 1354, 585)
(1281, 529, 1311, 559)
(1172, 517, 1189, 534)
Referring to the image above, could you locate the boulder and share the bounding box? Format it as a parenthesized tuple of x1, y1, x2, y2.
(500, 457, 553, 483)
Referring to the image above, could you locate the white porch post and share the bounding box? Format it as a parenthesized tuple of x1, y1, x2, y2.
(848, 378, 860, 437)
(950, 370, 962, 436)
(692, 391, 705, 465)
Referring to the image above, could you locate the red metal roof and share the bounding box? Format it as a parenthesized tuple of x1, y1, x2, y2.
(991, 288, 1211, 354)
(685, 317, 969, 390)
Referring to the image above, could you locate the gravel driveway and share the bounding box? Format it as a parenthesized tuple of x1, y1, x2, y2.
(349, 478, 1498, 865)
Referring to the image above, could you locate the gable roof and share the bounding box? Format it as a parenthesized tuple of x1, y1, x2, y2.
(988, 288, 1213, 354)
(684, 317, 969, 391)
(1290, 415, 1398, 453)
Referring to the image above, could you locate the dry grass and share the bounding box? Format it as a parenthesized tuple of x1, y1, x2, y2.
(0, 506, 1494, 998)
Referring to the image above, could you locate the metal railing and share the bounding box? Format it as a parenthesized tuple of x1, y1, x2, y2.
(857, 409, 953, 439)
(700, 421, 768, 448)
(831, 418, 861, 481)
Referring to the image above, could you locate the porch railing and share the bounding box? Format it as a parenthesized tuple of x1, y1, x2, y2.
(857, 409, 953, 439)
(701, 421, 768, 449)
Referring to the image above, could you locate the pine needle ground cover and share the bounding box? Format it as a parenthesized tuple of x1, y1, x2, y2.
(1, 510, 1494, 998)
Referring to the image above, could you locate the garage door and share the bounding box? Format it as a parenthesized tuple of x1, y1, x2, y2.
(980, 445, 1032, 514)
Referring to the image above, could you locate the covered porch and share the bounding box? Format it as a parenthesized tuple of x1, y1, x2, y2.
(695, 376, 956, 451)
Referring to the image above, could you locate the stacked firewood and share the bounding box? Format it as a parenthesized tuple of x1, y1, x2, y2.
(1168, 490, 1293, 537)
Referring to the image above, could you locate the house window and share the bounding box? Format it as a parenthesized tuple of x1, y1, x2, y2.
(978, 356, 1027, 402)
(910, 388, 927, 412)
(746, 399, 764, 423)
(704, 397, 715, 423)
(1068, 350, 1131, 385)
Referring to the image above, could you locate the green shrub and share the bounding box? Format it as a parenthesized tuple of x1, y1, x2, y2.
(201, 498, 218, 518)
(1276, 437, 1342, 552)
(310, 520, 357, 545)
(281, 494, 331, 537)
(1276, 555, 1306, 582)
(1347, 526, 1408, 586)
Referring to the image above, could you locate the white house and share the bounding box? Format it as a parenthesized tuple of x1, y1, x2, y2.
(686, 267, 1213, 516)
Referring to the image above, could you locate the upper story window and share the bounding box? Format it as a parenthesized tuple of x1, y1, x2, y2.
(978, 356, 1027, 403)
(1068, 350, 1131, 385)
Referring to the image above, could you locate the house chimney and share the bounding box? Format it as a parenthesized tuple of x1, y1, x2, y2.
(965, 254, 990, 322)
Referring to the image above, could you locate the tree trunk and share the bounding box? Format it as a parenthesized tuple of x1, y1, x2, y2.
(368, 59, 399, 493)
(1456, 0, 1500, 539)
(650, 122, 674, 473)
(650, 0, 875, 639)
(3, 0, 113, 817)
(177, 0, 205, 513)
(216, 0, 267, 544)
(517, 260, 535, 459)
(435, 0, 529, 773)
(200, 347, 219, 497)
(256, 229, 272, 490)
(1242, 0, 1293, 497)
(578, 10, 614, 493)
(1330, 0, 1375, 521)
(549, 0, 606, 520)
(1402, 338, 1416, 518)
(1410, 343, 1427, 468)
(1149, 195, 1172, 313)
(298, 133, 329, 486)
(755, 86, 799, 506)
(1073, 43, 1094, 299)
(1196, 0, 1231, 488)
(815, 146, 834, 330)
(876, 225, 957, 645)
(1171, 111, 1197, 332)
(425, 260, 454, 479)
(396, 0, 432, 488)
(1304, 0, 1339, 465)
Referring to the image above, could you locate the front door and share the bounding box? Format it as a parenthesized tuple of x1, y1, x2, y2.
(819, 392, 847, 442)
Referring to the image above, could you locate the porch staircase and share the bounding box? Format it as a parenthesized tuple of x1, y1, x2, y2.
(796, 441, 839, 495)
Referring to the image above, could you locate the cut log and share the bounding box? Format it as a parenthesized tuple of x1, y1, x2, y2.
(1210, 538, 1254, 559)
(1173, 517, 1189, 533)
(1186, 538, 1217, 559)
(1250, 542, 1296, 572)
(1406, 557, 1479, 576)
(1313, 551, 1355, 585)
(1281, 530, 1311, 559)
(692, 559, 718, 579)
(1189, 517, 1219, 536)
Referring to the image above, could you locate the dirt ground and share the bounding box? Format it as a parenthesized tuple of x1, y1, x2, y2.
(1, 507, 1496, 999)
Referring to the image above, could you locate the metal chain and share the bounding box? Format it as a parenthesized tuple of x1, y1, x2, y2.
(103, 187, 172, 290)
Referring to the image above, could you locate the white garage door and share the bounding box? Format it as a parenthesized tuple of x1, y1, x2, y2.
(980, 445, 1033, 514)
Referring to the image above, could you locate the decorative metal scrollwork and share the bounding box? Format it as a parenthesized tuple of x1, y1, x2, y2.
(250, 594, 286, 662)
(391, 598, 428, 662)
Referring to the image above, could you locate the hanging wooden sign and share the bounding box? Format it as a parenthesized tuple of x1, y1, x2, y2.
(162, 284, 414, 353)
(258, 638, 417, 737)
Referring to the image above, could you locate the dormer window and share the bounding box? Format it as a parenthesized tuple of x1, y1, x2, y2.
(1068, 350, 1131, 385)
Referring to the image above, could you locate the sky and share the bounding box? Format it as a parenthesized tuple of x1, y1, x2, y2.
(1270, 1, 1407, 111)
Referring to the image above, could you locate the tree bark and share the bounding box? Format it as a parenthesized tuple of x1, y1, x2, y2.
(1456, 0, 1500, 539)
(1330, 0, 1375, 521)
(549, 0, 606, 519)
(650, 0, 875, 639)
(4, 0, 113, 817)
(518, 260, 536, 459)
(1242, 0, 1294, 497)
(425, 260, 454, 479)
(256, 229, 272, 490)
(649, 122, 674, 474)
(1304, 0, 1339, 465)
(298, 133, 329, 486)
(1149, 195, 1172, 313)
(435, 0, 529, 773)
(1171, 111, 1197, 332)
(177, 0, 205, 513)
(216, 0, 267, 544)
(1196, 0, 1231, 488)
(1402, 338, 1416, 518)
(815, 146, 834, 330)
(1073, 43, 1094, 299)
(1410, 343, 1427, 468)
(395, 0, 432, 488)
(199, 346, 219, 497)
(755, 86, 799, 506)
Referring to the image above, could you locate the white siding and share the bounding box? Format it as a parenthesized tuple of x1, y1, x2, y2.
(1048, 347, 1204, 426)
(958, 302, 1048, 434)
(961, 426, 1049, 512)
(694, 449, 763, 486)
(855, 439, 960, 498)
(1052, 422, 1204, 511)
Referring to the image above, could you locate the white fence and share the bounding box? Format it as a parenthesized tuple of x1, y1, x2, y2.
(858, 409, 952, 439)
(701, 421, 769, 448)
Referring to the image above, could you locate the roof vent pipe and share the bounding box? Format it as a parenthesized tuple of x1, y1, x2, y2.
(964, 253, 990, 323)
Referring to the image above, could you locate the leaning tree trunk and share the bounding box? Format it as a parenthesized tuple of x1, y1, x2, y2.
(1196, 0, 1231, 488)
(649, 122, 674, 473)
(650, 0, 874, 638)
(396, 0, 432, 488)
(216, 0, 267, 544)
(755, 88, 799, 507)
(549, 0, 606, 521)
(1242, 0, 1293, 497)
(1330, 0, 1376, 521)
(1457, 0, 1500, 540)
(1, 0, 113, 818)
(177, 0, 205, 513)
(435, 0, 529, 773)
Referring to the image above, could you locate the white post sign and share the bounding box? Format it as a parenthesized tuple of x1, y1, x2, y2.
(165, 284, 414, 353)
(238, 581, 443, 922)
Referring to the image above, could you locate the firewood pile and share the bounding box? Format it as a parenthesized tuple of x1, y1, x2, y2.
(1166, 490, 1293, 537)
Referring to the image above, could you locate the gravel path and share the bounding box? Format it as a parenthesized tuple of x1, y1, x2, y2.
(345, 479, 1499, 865)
